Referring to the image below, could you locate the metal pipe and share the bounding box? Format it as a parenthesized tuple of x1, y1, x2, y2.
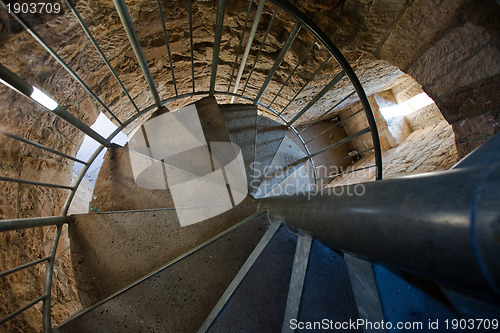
(282, 233, 312, 333)
(0, 129, 87, 165)
(0, 176, 74, 190)
(0, 216, 68, 232)
(270, 40, 316, 108)
(51, 105, 111, 146)
(209, 0, 227, 95)
(0, 257, 49, 278)
(261, 160, 500, 297)
(227, 0, 254, 93)
(241, 8, 278, 96)
(43, 224, 62, 333)
(255, 22, 301, 103)
(113, 0, 162, 108)
(230, 0, 266, 102)
(0, 294, 47, 326)
(157, 0, 178, 97)
(188, 0, 195, 93)
(287, 70, 345, 126)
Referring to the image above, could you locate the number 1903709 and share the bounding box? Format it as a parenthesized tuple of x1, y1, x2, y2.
(6, 2, 62, 14)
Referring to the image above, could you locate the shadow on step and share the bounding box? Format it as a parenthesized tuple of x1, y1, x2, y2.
(59, 212, 269, 333)
(69, 196, 259, 307)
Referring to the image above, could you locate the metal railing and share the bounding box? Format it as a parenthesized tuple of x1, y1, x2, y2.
(261, 133, 500, 300)
(0, 0, 381, 331)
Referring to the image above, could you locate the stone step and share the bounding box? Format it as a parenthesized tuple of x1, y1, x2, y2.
(251, 116, 288, 197)
(207, 224, 297, 333)
(58, 211, 270, 333)
(219, 104, 258, 193)
(69, 196, 259, 307)
(297, 240, 360, 331)
(255, 136, 308, 198)
(263, 161, 313, 198)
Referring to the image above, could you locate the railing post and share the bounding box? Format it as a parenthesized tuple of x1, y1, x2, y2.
(255, 22, 301, 103)
(210, 0, 227, 95)
(113, 0, 162, 108)
(230, 0, 266, 102)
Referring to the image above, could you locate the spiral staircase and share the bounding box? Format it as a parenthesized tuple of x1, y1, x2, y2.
(1, 0, 499, 332)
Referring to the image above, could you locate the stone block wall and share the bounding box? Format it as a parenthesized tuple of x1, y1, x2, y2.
(339, 95, 397, 154)
(292, 0, 500, 157)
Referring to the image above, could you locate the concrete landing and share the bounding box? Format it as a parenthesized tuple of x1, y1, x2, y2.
(89, 145, 175, 212)
(59, 212, 270, 333)
(69, 196, 259, 307)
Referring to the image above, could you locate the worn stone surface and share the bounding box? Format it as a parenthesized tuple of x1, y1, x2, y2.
(408, 22, 493, 88)
(379, 0, 463, 70)
(435, 78, 500, 123)
(452, 110, 500, 158)
(427, 47, 500, 99)
(328, 120, 459, 186)
(356, 0, 410, 54)
(406, 104, 446, 130)
(60, 212, 270, 333)
(70, 198, 259, 307)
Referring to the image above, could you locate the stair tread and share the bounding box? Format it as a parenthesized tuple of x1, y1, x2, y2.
(252, 116, 288, 196)
(255, 136, 308, 198)
(195, 96, 232, 144)
(263, 163, 313, 198)
(219, 104, 258, 192)
(208, 224, 297, 333)
(69, 197, 259, 307)
(58, 212, 270, 333)
(297, 240, 360, 330)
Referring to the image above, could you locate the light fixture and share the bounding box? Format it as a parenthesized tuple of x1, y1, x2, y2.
(30, 87, 58, 111)
(0, 63, 58, 111)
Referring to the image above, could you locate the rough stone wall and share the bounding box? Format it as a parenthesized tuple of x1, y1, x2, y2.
(291, 0, 500, 157)
(0, 91, 82, 331)
(339, 95, 397, 153)
(328, 120, 459, 186)
(386, 74, 446, 130)
(0, 4, 91, 332)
